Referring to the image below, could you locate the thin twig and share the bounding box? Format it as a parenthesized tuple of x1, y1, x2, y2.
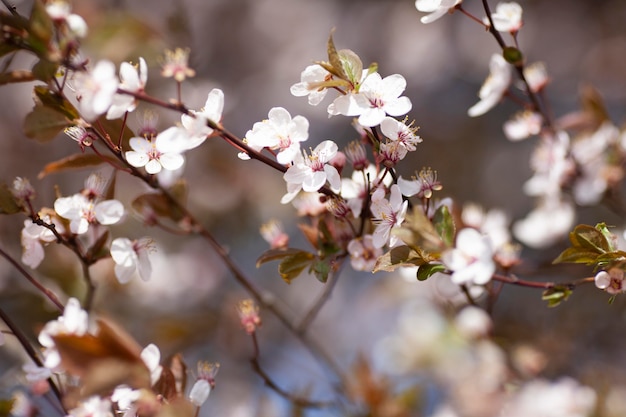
(297, 260, 344, 333)
(0, 246, 64, 311)
(249, 332, 335, 409)
(0, 307, 66, 413)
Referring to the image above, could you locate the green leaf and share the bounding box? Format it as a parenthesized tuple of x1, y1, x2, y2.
(28, 0, 54, 56)
(278, 251, 315, 283)
(0, 183, 22, 215)
(417, 263, 447, 281)
(310, 258, 332, 283)
(256, 248, 309, 268)
(541, 286, 572, 308)
(433, 204, 455, 247)
(38, 153, 119, 179)
(569, 224, 610, 253)
(326, 30, 347, 80)
(32, 58, 59, 82)
(24, 104, 70, 141)
(373, 245, 429, 273)
(34, 85, 79, 120)
(393, 207, 445, 254)
(596, 222, 617, 252)
(552, 247, 600, 265)
(338, 49, 362, 86)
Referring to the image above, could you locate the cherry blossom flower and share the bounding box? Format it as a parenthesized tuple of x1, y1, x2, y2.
(512, 197, 575, 248)
(111, 386, 141, 417)
(348, 235, 382, 271)
(11, 177, 35, 208)
(141, 343, 163, 386)
(237, 299, 262, 334)
(380, 117, 422, 151)
(67, 396, 113, 417)
(161, 48, 195, 82)
(415, 0, 462, 24)
(370, 184, 408, 248)
(502, 378, 596, 417)
(243, 107, 309, 164)
(54, 193, 124, 235)
(20, 217, 61, 268)
(110, 237, 154, 284)
(331, 73, 412, 127)
(595, 268, 626, 295)
(73, 60, 119, 121)
(344, 140, 369, 171)
(524, 131, 575, 197)
(485, 2, 523, 33)
(570, 122, 619, 206)
(38, 298, 90, 369)
(442, 228, 495, 285)
(398, 167, 443, 199)
(281, 140, 341, 203)
(260, 219, 289, 249)
(64, 125, 93, 149)
(106, 57, 148, 120)
(125, 128, 185, 174)
(341, 165, 383, 218)
(454, 306, 492, 339)
(468, 54, 512, 117)
(290, 64, 331, 106)
(46, 0, 87, 38)
(189, 362, 220, 407)
(523, 61, 549, 93)
(461, 203, 511, 250)
(180, 88, 225, 150)
(503, 111, 542, 141)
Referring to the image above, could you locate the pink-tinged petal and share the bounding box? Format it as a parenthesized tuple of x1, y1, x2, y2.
(114, 264, 135, 284)
(302, 171, 326, 192)
(106, 95, 135, 120)
(276, 145, 299, 165)
(138, 57, 148, 86)
(330, 94, 364, 116)
(155, 126, 186, 153)
(290, 82, 310, 97)
(189, 379, 212, 407)
(202, 88, 224, 121)
(381, 74, 407, 99)
(389, 184, 403, 210)
(358, 108, 386, 127)
(110, 238, 135, 266)
(136, 247, 152, 281)
(71, 218, 90, 235)
(268, 107, 292, 126)
(315, 140, 338, 161)
(119, 62, 140, 90)
(129, 137, 152, 153)
(324, 165, 341, 192)
(145, 159, 162, 174)
(95, 200, 124, 225)
(372, 225, 390, 248)
(159, 153, 184, 171)
(283, 165, 311, 184)
(467, 95, 500, 117)
(384, 96, 412, 117)
(291, 115, 309, 142)
(22, 237, 44, 268)
(125, 151, 149, 168)
(141, 344, 163, 385)
(397, 176, 421, 197)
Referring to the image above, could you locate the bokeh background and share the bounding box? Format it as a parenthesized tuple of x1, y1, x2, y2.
(2, 0, 626, 416)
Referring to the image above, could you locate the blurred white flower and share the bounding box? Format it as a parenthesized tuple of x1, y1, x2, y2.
(442, 228, 495, 285)
(468, 54, 512, 117)
(415, 0, 463, 24)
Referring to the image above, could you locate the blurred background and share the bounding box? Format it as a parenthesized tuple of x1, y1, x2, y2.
(2, 0, 626, 416)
